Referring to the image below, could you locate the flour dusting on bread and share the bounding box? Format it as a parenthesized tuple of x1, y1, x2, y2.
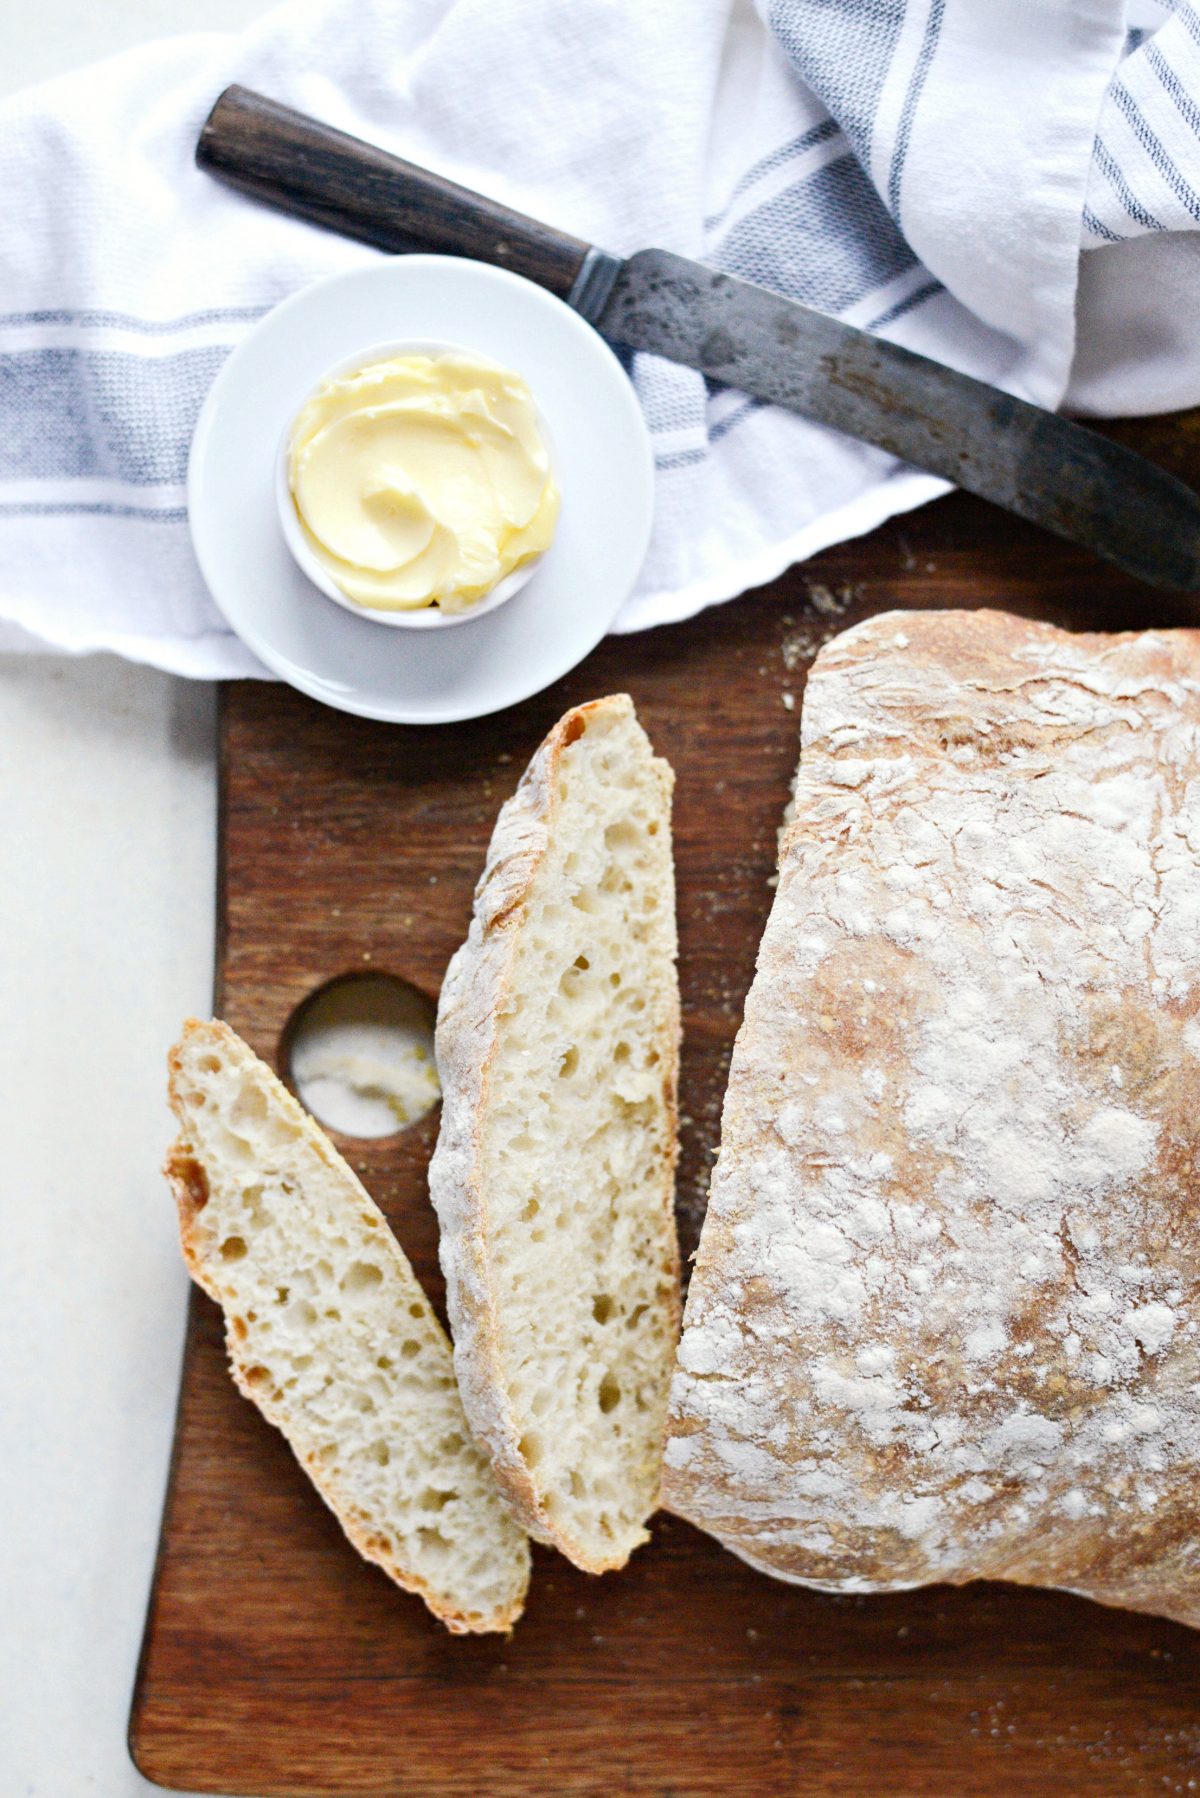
(666, 610, 1200, 1629)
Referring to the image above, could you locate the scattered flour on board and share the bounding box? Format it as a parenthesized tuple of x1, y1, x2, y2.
(781, 583, 859, 670)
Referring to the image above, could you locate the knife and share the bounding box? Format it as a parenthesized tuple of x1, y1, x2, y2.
(197, 84, 1200, 596)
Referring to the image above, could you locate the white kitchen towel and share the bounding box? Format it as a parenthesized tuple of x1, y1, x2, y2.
(1, 0, 1197, 677)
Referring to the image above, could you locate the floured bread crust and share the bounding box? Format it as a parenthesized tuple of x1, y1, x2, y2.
(665, 609, 1200, 1629)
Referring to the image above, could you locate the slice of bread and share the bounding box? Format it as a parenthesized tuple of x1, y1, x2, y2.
(429, 695, 681, 1573)
(165, 1018, 530, 1634)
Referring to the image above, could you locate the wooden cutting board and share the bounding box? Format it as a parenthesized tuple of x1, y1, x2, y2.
(131, 419, 1200, 1797)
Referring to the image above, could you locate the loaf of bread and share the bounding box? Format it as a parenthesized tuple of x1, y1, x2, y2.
(430, 695, 681, 1573)
(165, 1018, 530, 1634)
(666, 610, 1200, 1629)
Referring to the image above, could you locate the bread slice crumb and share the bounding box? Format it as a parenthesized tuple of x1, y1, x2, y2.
(430, 695, 681, 1573)
(165, 1017, 530, 1634)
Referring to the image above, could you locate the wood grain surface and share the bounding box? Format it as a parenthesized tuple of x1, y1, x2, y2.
(131, 433, 1200, 1797)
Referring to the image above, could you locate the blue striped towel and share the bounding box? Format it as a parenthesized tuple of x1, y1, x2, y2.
(1, 0, 1198, 675)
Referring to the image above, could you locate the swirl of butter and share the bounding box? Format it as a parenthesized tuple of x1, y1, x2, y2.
(288, 353, 559, 613)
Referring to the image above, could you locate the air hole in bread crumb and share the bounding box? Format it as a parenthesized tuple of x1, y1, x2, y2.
(401, 1340, 420, 1360)
(569, 1471, 585, 1499)
(317, 1443, 337, 1464)
(613, 1042, 630, 1064)
(219, 1235, 247, 1262)
(371, 1442, 390, 1467)
(598, 1374, 621, 1413)
(418, 1527, 451, 1555)
(419, 1487, 457, 1512)
(609, 971, 622, 987)
(574, 954, 590, 970)
(199, 1054, 222, 1074)
(377, 1354, 393, 1370)
(518, 1431, 544, 1467)
(244, 1365, 269, 1387)
(231, 1085, 268, 1129)
(592, 1294, 615, 1324)
(231, 1317, 248, 1342)
(342, 1260, 383, 1294)
(521, 1197, 540, 1221)
(559, 1046, 579, 1078)
(440, 1433, 465, 1455)
(409, 1303, 424, 1319)
(239, 1182, 265, 1220)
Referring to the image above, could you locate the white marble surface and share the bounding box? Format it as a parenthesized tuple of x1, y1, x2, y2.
(2, 6, 269, 1795)
(0, 659, 216, 1798)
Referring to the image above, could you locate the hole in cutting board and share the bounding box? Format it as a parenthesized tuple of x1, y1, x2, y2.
(283, 972, 439, 1139)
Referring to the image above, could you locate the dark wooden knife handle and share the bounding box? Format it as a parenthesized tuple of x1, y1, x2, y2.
(197, 85, 593, 299)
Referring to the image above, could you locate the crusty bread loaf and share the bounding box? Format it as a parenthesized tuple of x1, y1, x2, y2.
(429, 695, 681, 1572)
(165, 1018, 530, 1634)
(666, 610, 1200, 1630)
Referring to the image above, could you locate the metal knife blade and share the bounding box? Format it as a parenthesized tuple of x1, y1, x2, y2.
(196, 86, 1200, 596)
(588, 248, 1200, 594)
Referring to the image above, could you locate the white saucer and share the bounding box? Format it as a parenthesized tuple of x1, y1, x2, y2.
(188, 258, 654, 724)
